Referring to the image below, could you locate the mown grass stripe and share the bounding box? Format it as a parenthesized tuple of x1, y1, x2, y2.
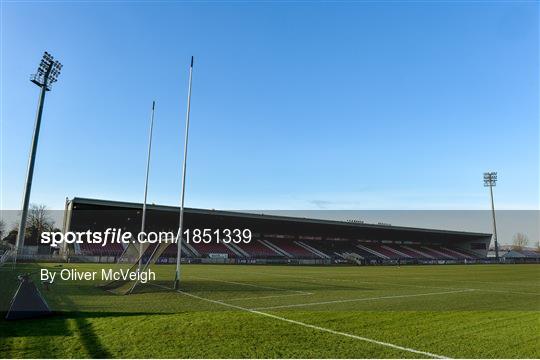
(151, 283, 450, 359)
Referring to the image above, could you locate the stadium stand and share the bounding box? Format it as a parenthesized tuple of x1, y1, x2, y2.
(189, 241, 238, 257)
(426, 246, 467, 259)
(303, 240, 349, 258)
(79, 242, 124, 256)
(235, 239, 282, 258)
(74, 234, 491, 263)
(359, 243, 395, 259)
(380, 244, 412, 258)
(295, 241, 331, 259)
(265, 239, 318, 258)
(64, 197, 502, 264)
(439, 246, 474, 259)
(390, 244, 424, 258)
(351, 245, 382, 259)
(161, 243, 180, 257)
(419, 245, 454, 259)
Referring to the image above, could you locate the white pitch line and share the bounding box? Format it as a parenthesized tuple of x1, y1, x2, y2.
(252, 289, 476, 310)
(247, 270, 540, 296)
(355, 275, 540, 296)
(224, 293, 314, 301)
(400, 276, 540, 288)
(190, 275, 312, 295)
(469, 288, 540, 296)
(150, 283, 449, 359)
(247, 270, 464, 291)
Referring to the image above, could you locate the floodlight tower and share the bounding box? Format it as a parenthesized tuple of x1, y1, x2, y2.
(15, 52, 62, 264)
(484, 172, 499, 260)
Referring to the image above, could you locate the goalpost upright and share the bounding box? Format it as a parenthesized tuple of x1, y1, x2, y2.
(102, 58, 194, 294)
(174, 56, 194, 290)
(139, 101, 156, 270)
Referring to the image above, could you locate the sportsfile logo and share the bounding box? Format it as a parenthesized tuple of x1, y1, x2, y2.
(40, 228, 253, 247)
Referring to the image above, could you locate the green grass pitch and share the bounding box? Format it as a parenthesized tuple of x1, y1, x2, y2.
(1, 263, 539, 358)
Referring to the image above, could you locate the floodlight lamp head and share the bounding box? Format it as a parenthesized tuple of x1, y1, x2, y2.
(30, 52, 62, 90)
(483, 172, 497, 187)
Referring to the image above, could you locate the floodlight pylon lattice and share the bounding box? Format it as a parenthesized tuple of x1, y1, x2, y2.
(483, 172, 499, 260)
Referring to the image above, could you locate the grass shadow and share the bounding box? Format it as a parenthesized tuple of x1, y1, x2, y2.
(58, 295, 114, 358)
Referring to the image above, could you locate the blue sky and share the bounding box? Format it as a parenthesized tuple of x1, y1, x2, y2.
(1, 1, 538, 212)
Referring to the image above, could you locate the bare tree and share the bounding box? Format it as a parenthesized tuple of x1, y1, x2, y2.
(27, 204, 53, 230)
(512, 232, 529, 251)
(1, 207, 53, 246)
(26, 204, 54, 242)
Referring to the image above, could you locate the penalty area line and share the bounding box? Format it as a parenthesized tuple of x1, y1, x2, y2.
(150, 283, 449, 359)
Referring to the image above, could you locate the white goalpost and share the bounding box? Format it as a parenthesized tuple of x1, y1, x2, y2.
(101, 56, 195, 295)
